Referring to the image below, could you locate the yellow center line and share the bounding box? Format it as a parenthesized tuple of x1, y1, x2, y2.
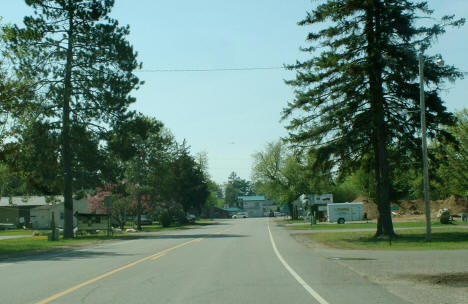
(213, 226, 235, 235)
(35, 224, 236, 304)
(149, 252, 167, 260)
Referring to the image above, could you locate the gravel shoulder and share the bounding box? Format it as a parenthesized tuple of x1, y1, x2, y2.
(287, 228, 468, 304)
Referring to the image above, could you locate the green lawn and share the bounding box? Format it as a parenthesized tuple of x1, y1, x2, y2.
(0, 229, 50, 236)
(0, 235, 117, 256)
(290, 221, 468, 230)
(0, 222, 201, 257)
(282, 219, 307, 224)
(305, 228, 468, 250)
(132, 224, 190, 233)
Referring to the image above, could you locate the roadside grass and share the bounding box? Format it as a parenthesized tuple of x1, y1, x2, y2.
(134, 224, 190, 233)
(0, 234, 118, 256)
(305, 228, 468, 250)
(123, 220, 218, 232)
(0, 229, 49, 236)
(282, 219, 306, 224)
(0, 221, 214, 257)
(195, 218, 217, 223)
(289, 221, 468, 230)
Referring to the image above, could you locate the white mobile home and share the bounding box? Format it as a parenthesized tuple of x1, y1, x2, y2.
(30, 198, 90, 229)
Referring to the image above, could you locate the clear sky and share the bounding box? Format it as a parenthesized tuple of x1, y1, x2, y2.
(2, 0, 467, 184)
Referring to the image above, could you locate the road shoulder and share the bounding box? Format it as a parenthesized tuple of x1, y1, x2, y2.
(282, 223, 468, 304)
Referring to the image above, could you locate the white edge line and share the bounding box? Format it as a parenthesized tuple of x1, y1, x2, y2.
(268, 221, 330, 304)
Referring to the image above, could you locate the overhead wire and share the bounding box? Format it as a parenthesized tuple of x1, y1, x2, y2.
(137, 66, 286, 72)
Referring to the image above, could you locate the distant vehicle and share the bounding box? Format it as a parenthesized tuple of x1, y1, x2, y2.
(268, 211, 275, 217)
(140, 215, 153, 225)
(274, 212, 281, 217)
(128, 215, 152, 225)
(187, 214, 197, 222)
(327, 202, 363, 224)
(232, 212, 248, 219)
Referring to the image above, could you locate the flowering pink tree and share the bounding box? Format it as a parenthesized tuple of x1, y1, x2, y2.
(88, 184, 131, 229)
(88, 184, 115, 214)
(87, 183, 155, 229)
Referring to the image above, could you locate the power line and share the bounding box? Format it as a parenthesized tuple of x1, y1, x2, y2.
(138, 66, 286, 72)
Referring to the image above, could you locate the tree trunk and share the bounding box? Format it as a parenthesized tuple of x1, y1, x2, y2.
(63, 0, 74, 239)
(365, 0, 395, 237)
(288, 202, 296, 220)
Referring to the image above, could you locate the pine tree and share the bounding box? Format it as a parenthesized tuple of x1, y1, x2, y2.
(283, 0, 464, 236)
(4, 0, 141, 238)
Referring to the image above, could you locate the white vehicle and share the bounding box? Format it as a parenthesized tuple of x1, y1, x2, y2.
(327, 202, 363, 224)
(232, 212, 248, 219)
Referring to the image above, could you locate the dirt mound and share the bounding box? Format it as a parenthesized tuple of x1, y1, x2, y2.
(353, 195, 378, 219)
(398, 195, 467, 217)
(398, 199, 425, 215)
(353, 194, 467, 220)
(435, 195, 467, 214)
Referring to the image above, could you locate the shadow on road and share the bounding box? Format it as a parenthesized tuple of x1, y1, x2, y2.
(0, 249, 136, 264)
(125, 233, 248, 240)
(0, 233, 247, 264)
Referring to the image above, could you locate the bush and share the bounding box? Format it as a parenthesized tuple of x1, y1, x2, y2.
(158, 211, 172, 227)
(171, 208, 187, 225)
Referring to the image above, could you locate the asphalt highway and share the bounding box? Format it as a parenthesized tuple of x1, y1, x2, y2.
(0, 218, 409, 303)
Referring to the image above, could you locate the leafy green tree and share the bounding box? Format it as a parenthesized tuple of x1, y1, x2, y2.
(4, 0, 141, 237)
(206, 181, 222, 207)
(224, 172, 254, 207)
(109, 114, 165, 230)
(283, 0, 464, 236)
(166, 143, 209, 216)
(2, 120, 61, 195)
(0, 19, 37, 147)
(252, 141, 333, 217)
(431, 109, 468, 197)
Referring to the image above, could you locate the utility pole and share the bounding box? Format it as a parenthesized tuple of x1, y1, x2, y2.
(419, 51, 431, 241)
(136, 150, 142, 231)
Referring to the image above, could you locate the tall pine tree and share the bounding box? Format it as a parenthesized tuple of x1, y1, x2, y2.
(5, 0, 141, 238)
(283, 0, 464, 236)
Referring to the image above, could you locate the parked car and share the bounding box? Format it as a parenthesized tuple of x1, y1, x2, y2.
(268, 211, 275, 217)
(128, 215, 153, 225)
(232, 212, 248, 219)
(186, 214, 197, 223)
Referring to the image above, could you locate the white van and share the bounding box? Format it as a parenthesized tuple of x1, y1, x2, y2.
(327, 202, 363, 224)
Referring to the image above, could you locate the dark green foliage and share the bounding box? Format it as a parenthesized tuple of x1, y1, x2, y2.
(430, 109, 468, 198)
(158, 211, 172, 227)
(283, 0, 464, 236)
(166, 142, 209, 214)
(4, 0, 141, 237)
(224, 172, 254, 207)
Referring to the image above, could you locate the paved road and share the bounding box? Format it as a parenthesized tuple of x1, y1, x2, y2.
(0, 218, 409, 304)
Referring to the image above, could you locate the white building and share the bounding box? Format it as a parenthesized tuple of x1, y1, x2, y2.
(238, 195, 275, 217)
(30, 197, 90, 229)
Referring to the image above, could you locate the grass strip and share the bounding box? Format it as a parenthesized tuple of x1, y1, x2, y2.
(305, 228, 468, 250)
(290, 221, 468, 230)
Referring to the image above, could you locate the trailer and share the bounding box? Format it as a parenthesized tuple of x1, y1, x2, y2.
(327, 202, 363, 224)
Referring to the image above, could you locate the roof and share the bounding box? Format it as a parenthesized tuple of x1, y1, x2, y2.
(223, 207, 242, 212)
(0, 196, 64, 207)
(237, 195, 266, 201)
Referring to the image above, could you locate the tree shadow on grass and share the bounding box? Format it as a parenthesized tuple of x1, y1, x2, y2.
(355, 231, 468, 244)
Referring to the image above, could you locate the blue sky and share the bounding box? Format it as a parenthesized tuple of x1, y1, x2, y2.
(2, 0, 467, 184)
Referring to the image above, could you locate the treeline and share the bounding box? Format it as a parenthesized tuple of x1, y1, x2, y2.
(0, 1, 214, 234)
(253, 109, 467, 210)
